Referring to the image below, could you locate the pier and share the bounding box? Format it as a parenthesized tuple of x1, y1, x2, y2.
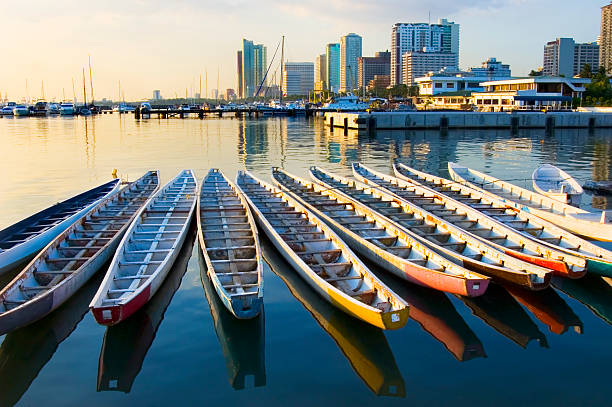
(324, 111, 612, 131)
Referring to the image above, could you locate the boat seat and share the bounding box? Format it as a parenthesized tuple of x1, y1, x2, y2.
(119, 261, 163, 266)
(325, 275, 362, 283)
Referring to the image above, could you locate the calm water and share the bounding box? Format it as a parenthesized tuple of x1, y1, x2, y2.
(1, 115, 612, 406)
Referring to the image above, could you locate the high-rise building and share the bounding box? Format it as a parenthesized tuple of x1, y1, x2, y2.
(153, 90, 161, 100)
(543, 38, 599, 77)
(226, 89, 236, 100)
(467, 57, 512, 78)
(237, 50, 243, 98)
(315, 54, 327, 90)
(340, 33, 362, 92)
(601, 2, 612, 72)
(390, 20, 459, 85)
(574, 42, 600, 75)
(358, 51, 390, 89)
(402, 52, 458, 86)
(326, 43, 340, 93)
(242, 39, 267, 98)
(282, 62, 314, 95)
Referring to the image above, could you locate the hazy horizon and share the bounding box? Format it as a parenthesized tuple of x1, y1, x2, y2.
(0, 0, 603, 102)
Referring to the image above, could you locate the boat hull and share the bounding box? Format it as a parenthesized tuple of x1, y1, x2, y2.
(0, 180, 120, 274)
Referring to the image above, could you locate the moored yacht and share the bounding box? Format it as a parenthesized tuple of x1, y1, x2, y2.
(48, 103, 60, 114)
(60, 102, 76, 115)
(13, 104, 30, 116)
(1, 102, 16, 116)
(323, 93, 369, 111)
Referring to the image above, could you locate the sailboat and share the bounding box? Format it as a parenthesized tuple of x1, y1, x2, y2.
(79, 67, 92, 116)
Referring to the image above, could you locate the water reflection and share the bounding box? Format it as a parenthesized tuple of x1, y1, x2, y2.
(199, 249, 266, 390)
(261, 238, 405, 398)
(96, 229, 195, 393)
(553, 275, 612, 326)
(374, 268, 486, 362)
(504, 286, 583, 335)
(0, 268, 103, 406)
(458, 284, 548, 349)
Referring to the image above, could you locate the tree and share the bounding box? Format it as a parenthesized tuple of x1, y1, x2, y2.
(387, 84, 408, 98)
(579, 63, 593, 78)
(529, 69, 543, 77)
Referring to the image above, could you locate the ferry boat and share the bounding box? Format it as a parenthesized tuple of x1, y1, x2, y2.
(323, 94, 369, 111)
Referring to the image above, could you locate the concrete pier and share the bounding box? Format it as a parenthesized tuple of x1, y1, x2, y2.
(324, 111, 612, 130)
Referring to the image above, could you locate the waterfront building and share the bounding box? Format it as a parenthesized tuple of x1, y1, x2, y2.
(416, 72, 491, 96)
(283, 62, 314, 95)
(315, 54, 327, 91)
(153, 90, 161, 100)
(358, 51, 390, 90)
(237, 50, 243, 98)
(326, 43, 341, 93)
(340, 33, 362, 92)
(467, 57, 511, 78)
(242, 39, 267, 98)
(601, 2, 612, 72)
(543, 38, 599, 77)
(390, 19, 459, 85)
(368, 75, 390, 91)
(402, 51, 458, 86)
(472, 77, 590, 111)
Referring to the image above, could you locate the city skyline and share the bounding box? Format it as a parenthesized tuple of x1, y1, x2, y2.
(0, 0, 603, 101)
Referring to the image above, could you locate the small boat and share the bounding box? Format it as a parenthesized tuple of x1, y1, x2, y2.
(13, 105, 29, 116)
(395, 163, 612, 278)
(197, 169, 263, 319)
(0, 172, 159, 335)
(532, 164, 583, 206)
(47, 103, 60, 115)
(448, 162, 612, 242)
(90, 170, 197, 326)
(355, 163, 586, 279)
(236, 170, 409, 330)
(0, 179, 120, 274)
(272, 167, 489, 297)
(311, 166, 551, 290)
(59, 102, 75, 115)
(1, 102, 16, 116)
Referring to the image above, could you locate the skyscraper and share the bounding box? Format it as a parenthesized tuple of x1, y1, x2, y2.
(390, 20, 459, 85)
(601, 2, 612, 72)
(242, 39, 267, 98)
(315, 54, 327, 90)
(237, 50, 243, 98)
(283, 62, 314, 95)
(543, 38, 599, 77)
(326, 43, 340, 93)
(358, 52, 390, 90)
(340, 33, 362, 92)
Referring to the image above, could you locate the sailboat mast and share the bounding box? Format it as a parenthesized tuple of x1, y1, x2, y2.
(199, 74, 202, 100)
(217, 67, 220, 103)
(41, 80, 45, 100)
(89, 55, 94, 104)
(72, 78, 76, 103)
(82, 67, 87, 106)
(280, 35, 284, 104)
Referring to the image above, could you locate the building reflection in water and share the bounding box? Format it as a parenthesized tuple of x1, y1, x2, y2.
(373, 266, 486, 362)
(96, 229, 195, 393)
(261, 238, 405, 398)
(553, 275, 612, 326)
(199, 249, 266, 390)
(457, 284, 548, 349)
(320, 128, 360, 166)
(0, 268, 103, 406)
(237, 118, 287, 171)
(504, 286, 583, 335)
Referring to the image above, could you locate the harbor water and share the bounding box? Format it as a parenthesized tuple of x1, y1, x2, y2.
(0, 115, 611, 406)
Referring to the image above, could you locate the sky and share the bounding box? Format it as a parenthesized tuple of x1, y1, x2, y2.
(0, 0, 604, 102)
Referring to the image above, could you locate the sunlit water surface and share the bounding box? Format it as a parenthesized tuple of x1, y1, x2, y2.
(0, 115, 612, 406)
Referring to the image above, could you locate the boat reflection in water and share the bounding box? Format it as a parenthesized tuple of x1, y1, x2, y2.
(199, 249, 266, 390)
(261, 238, 405, 398)
(505, 285, 583, 335)
(373, 265, 486, 362)
(458, 284, 548, 349)
(0, 269, 103, 407)
(96, 229, 195, 393)
(553, 275, 612, 325)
